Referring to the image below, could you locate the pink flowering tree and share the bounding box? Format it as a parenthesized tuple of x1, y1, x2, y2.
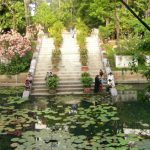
(0, 30, 33, 74)
(0, 30, 32, 60)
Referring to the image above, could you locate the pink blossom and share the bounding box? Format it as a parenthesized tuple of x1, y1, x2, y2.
(0, 30, 32, 60)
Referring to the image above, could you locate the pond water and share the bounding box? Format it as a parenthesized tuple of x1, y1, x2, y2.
(0, 84, 150, 150)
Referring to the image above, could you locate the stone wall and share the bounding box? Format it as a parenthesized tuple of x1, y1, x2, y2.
(115, 55, 138, 68)
(0, 73, 28, 86)
(113, 71, 148, 83)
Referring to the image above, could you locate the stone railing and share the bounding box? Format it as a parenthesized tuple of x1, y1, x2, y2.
(98, 34, 118, 97)
(22, 36, 43, 100)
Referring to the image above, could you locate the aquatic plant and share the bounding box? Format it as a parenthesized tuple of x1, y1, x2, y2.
(116, 84, 133, 91)
(0, 87, 24, 95)
(0, 97, 37, 134)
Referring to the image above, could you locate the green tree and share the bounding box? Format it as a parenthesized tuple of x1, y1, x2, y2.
(33, 2, 57, 29)
(0, 0, 26, 32)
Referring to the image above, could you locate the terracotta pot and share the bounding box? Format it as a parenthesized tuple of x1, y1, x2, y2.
(52, 67, 59, 73)
(81, 66, 89, 71)
(84, 87, 91, 93)
(49, 89, 56, 94)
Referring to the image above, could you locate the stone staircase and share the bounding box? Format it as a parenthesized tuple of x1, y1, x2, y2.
(31, 31, 103, 96)
(87, 33, 103, 76)
(57, 32, 82, 94)
(31, 37, 54, 95)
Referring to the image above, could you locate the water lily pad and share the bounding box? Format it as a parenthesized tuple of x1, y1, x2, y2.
(78, 135, 87, 140)
(57, 105, 63, 108)
(10, 142, 18, 148)
(23, 124, 30, 127)
(18, 139, 26, 143)
(85, 145, 92, 149)
(59, 113, 65, 116)
(7, 128, 15, 132)
(70, 125, 76, 129)
(73, 139, 83, 144)
(111, 117, 120, 121)
(11, 138, 20, 142)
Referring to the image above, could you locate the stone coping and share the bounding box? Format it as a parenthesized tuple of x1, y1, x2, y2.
(0, 73, 28, 84)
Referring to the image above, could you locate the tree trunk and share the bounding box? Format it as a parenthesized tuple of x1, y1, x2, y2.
(12, 13, 16, 30)
(105, 18, 109, 26)
(114, 0, 120, 43)
(23, 0, 30, 33)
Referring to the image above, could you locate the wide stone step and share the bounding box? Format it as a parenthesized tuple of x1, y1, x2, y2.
(38, 54, 52, 55)
(35, 67, 52, 71)
(33, 77, 81, 82)
(32, 85, 47, 89)
(33, 75, 81, 79)
(38, 55, 51, 56)
(61, 53, 80, 55)
(36, 66, 51, 69)
(57, 87, 83, 92)
(33, 81, 82, 86)
(38, 57, 51, 59)
(36, 61, 52, 67)
(38, 56, 51, 57)
(33, 73, 100, 78)
(35, 70, 53, 74)
(32, 87, 84, 93)
(35, 70, 51, 74)
(32, 88, 49, 93)
(34, 72, 81, 75)
(37, 60, 51, 62)
(31, 91, 84, 96)
(33, 81, 106, 87)
(36, 63, 51, 65)
(33, 81, 46, 85)
(32, 83, 83, 89)
(36, 64, 51, 67)
(38, 53, 51, 55)
(31, 92, 49, 96)
(57, 91, 84, 95)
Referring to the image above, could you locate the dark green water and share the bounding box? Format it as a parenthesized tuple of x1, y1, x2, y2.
(0, 84, 150, 150)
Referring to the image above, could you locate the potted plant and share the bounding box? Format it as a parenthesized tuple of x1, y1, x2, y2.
(80, 48, 89, 71)
(76, 23, 89, 71)
(46, 74, 59, 93)
(81, 72, 93, 93)
(51, 48, 61, 72)
(54, 35, 63, 49)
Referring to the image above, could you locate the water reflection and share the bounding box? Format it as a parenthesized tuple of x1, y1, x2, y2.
(116, 90, 138, 102)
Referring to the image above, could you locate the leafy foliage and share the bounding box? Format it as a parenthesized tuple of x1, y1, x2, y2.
(10, 103, 141, 149)
(0, 87, 24, 95)
(48, 21, 64, 38)
(80, 48, 88, 66)
(51, 48, 61, 69)
(33, 2, 57, 29)
(142, 67, 150, 80)
(81, 72, 93, 87)
(0, 0, 26, 32)
(0, 96, 37, 133)
(81, 72, 90, 77)
(0, 51, 32, 75)
(76, 20, 89, 66)
(46, 74, 59, 89)
(115, 36, 140, 55)
(0, 30, 33, 74)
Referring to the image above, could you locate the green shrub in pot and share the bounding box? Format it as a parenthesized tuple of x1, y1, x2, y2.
(47, 74, 59, 89)
(81, 72, 93, 88)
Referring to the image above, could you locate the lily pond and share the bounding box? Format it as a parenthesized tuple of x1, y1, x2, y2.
(0, 84, 150, 150)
